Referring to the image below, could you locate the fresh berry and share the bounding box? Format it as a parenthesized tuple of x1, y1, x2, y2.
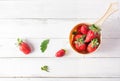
(17, 38, 31, 54)
(87, 38, 99, 53)
(85, 30, 95, 43)
(55, 49, 66, 57)
(80, 24, 88, 34)
(74, 35, 86, 51)
(75, 43, 86, 51)
(85, 24, 101, 43)
(74, 34, 82, 40)
(77, 26, 82, 34)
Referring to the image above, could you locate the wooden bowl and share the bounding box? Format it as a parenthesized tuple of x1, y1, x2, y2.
(69, 23, 101, 54)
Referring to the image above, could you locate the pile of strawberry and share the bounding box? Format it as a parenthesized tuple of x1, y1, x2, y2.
(72, 24, 101, 53)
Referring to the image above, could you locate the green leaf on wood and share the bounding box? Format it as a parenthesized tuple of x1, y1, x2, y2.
(41, 65, 49, 72)
(40, 39, 50, 53)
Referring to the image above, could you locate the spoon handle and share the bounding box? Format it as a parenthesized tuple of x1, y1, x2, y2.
(95, 2, 119, 26)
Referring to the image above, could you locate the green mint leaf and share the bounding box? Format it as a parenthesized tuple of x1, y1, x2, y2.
(40, 39, 50, 53)
(41, 65, 49, 72)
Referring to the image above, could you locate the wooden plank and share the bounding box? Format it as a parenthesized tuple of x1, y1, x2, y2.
(0, 0, 118, 18)
(0, 38, 120, 57)
(0, 18, 120, 39)
(0, 58, 120, 77)
(0, 78, 120, 81)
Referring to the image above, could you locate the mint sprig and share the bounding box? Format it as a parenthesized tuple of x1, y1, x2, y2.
(40, 39, 50, 53)
(41, 65, 49, 72)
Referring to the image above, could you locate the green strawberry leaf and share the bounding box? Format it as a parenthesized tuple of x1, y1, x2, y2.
(89, 24, 101, 33)
(72, 31, 77, 35)
(17, 38, 23, 45)
(77, 35, 85, 43)
(40, 39, 50, 53)
(91, 38, 99, 48)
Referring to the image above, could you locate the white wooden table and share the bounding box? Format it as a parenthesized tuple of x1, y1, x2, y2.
(0, 0, 120, 81)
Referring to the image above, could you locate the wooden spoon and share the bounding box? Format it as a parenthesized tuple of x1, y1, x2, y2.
(95, 2, 119, 26)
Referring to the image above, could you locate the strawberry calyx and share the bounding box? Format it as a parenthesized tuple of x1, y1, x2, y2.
(61, 49, 66, 52)
(75, 35, 85, 46)
(89, 24, 101, 33)
(17, 38, 23, 45)
(72, 31, 78, 35)
(91, 38, 99, 48)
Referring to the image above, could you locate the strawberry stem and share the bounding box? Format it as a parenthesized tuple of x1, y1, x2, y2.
(77, 35, 85, 43)
(89, 24, 101, 33)
(61, 49, 66, 52)
(75, 35, 86, 45)
(17, 38, 23, 45)
(91, 38, 99, 48)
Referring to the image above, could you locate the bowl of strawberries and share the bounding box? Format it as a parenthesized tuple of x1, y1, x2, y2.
(69, 23, 101, 54)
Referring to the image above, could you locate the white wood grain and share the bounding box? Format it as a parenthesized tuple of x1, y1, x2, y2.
(0, 0, 119, 18)
(0, 78, 120, 81)
(0, 18, 120, 38)
(0, 58, 120, 77)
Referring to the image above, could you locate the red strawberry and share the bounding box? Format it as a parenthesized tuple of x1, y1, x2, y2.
(85, 30, 95, 43)
(75, 43, 86, 51)
(77, 26, 81, 34)
(87, 38, 99, 53)
(56, 49, 66, 57)
(85, 24, 101, 43)
(17, 38, 31, 54)
(74, 34, 82, 40)
(80, 24, 88, 34)
(74, 35, 86, 51)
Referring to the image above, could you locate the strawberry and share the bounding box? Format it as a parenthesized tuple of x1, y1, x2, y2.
(77, 26, 81, 34)
(80, 24, 88, 34)
(87, 38, 99, 53)
(84, 30, 95, 43)
(74, 34, 82, 40)
(55, 49, 66, 57)
(75, 43, 86, 51)
(17, 38, 31, 54)
(74, 35, 86, 51)
(85, 24, 101, 43)
(77, 24, 88, 34)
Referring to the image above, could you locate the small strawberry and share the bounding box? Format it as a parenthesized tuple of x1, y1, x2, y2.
(74, 34, 82, 40)
(17, 38, 31, 54)
(74, 35, 86, 51)
(85, 30, 95, 43)
(85, 24, 101, 43)
(75, 43, 86, 51)
(80, 24, 88, 34)
(55, 49, 66, 57)
(77, 26, 82, 34)
(87, 38, 99, 53)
